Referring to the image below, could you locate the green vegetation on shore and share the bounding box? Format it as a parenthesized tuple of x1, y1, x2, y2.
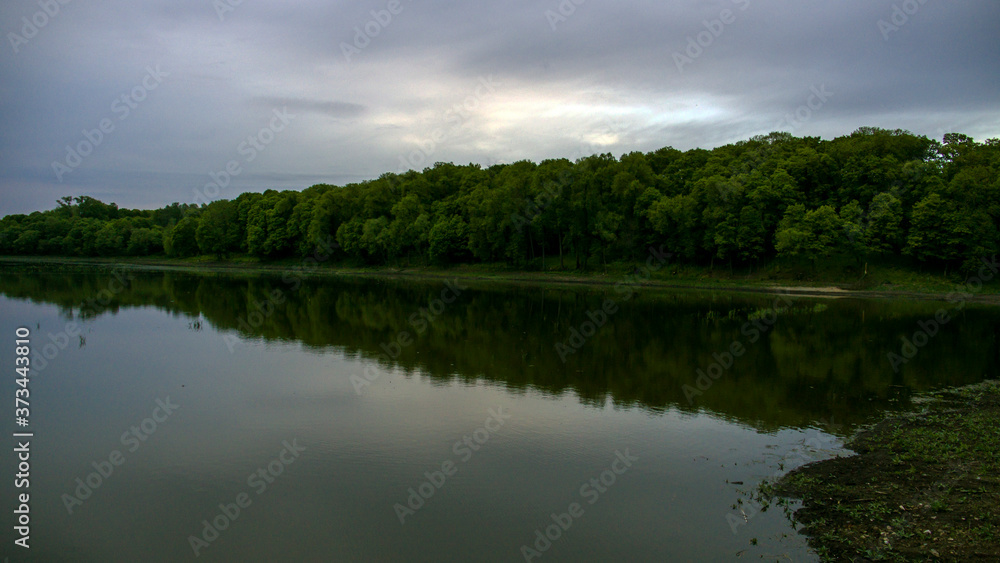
(770, 381, 1000, 561)
(1, 128, 998, 278)
(3, 254, 1000, 301)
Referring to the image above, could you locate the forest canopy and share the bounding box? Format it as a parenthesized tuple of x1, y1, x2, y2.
(2, 128, 998, 273)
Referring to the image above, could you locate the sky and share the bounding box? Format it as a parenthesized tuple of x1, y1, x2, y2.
(1, 0, 998, 216)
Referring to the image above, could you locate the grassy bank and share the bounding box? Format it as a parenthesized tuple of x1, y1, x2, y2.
(1, 254, 999, 302)
(770, 381, 1000, 561)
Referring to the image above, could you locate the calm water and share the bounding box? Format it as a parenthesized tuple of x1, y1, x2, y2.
(1, 269, 997, 562)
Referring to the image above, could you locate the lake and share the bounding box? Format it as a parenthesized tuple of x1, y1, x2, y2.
(1, 268, 997, 562)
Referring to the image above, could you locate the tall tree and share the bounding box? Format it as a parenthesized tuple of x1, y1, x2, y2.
(196, 200, 240, 259)
(165, 216, 200, 257)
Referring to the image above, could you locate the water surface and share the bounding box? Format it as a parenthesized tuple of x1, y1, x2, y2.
(1, 269, 997, 562)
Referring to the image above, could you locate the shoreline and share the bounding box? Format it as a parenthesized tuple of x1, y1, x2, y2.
(770, 381, 1000, 561)
(2, 255, 999, 304)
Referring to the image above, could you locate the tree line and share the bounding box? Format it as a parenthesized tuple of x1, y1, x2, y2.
(1, 127, 997, 272)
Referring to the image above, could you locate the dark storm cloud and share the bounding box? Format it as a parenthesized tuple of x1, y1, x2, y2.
(0, 0, 997, 215)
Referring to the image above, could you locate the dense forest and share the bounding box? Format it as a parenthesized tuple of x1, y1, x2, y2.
(2, 128, 998, 273)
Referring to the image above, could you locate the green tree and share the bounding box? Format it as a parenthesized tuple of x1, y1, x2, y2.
(1, 128, 995, 276)
(647, 194, 700, 260)
(775, 204, 841, 267)
(839, 200, 866, 261)
(165, 216, 200, 257)
(428, 215, 469, 264)
(336, 216, 366, 260)
(736, 205, 767, 264)
(866, 193, 904, 255)
(127, 227, 163, 255)
(196, 200, 240, 259)
(12, 230, 41, 254)
(388, 193, 429, 264)
(361, 216, 392, 262)
(905, 193, 967, 266)
(94, 219, 131, 256)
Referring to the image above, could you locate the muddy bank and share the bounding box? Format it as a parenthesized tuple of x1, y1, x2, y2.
(772, 381, 1000, 561)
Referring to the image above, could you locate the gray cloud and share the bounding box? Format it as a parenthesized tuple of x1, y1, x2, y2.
(251, 97, 367, 118)
(1, 0, 997, 215)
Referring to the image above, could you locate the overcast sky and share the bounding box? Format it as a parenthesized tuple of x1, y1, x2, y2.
(1, 0, 998, 216)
